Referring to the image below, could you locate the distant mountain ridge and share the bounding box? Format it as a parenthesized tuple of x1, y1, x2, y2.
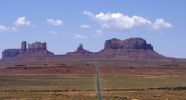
(1, 37, 166, 60)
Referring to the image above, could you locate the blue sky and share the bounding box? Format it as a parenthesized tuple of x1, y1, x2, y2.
(0, 0, 186, 58)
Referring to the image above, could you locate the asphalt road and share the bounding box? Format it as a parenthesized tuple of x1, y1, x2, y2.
(96, 64, 102, 100)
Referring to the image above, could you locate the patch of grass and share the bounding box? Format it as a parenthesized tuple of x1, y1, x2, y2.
(100, 74, 186, 90)
(0, 74, 186, 99)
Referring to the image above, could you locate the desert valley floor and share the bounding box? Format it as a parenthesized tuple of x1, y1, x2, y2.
(0, 59, 186, 100)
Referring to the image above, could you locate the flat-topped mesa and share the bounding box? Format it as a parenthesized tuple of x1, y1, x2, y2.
(20, 41, 54, 57)
(98, 38, 164, 60)
(104, 38, 153, 50)
(2, 37, 165, 60)
(2, 49, 20, 59)
(2, 41, 53, 59)
(27, 42, 47, 53)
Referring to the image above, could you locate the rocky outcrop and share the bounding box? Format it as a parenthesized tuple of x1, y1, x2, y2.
(66, 44, 93, 55)
(104, 38, 153, 50)
(2, 49, 20, 59)
(96, 38, 163, 60)
(19, 41, 53, 57)
(64, 44, 94, 59)
(2, 37, 165, 60)
(27, 42, 47, 53)
(20, 41, 27, 53)
(77, 44, 84, 52)
(75, 44, 92, 53)
(2, 41, 53, 59)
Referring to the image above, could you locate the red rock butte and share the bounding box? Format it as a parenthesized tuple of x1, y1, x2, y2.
(2, 37, 166, 60)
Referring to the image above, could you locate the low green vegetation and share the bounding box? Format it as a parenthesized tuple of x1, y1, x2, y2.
(0, 74, 186, 100)
(0, 59, 186, 99)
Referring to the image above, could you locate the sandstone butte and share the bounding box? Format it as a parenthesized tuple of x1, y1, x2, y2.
(1, 37, 167, 60)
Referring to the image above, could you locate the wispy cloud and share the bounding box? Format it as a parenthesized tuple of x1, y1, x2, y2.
(83, 11, 94, 17)
(152, 19, 172, 29)
(94, 29, 104, 37)
(49, 30, 58, 35)
(84, 11, 172, 30)
(14, 17, 31, 26)
(80, 24, 91, 29)
(47, 19, 63, 26)
(0, 24, 17, 32)
(74, 33, 87, 39)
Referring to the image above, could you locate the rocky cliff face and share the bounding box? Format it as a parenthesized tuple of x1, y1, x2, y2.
(77, 44, 84, 52)
(97, 38, 163, 60)
(75, 44, 92, 53)
(20, 41, 27, 53)
(2, 41, 53, 59)
(63, 38, 163, 60)
(66, 44, 93, 55)
(27, 42, 47, 53)
(2, 37, 165, 60)
(104, 38, 153, 50)
(2, 49, 20, 59)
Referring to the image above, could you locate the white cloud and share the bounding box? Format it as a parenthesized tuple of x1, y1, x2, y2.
(84, 11, 172, 30)
(83, 11, 94, 17)
(15, 17, 31, 26)
(94, 29, 104, 37)
(47, 19, 63, 26)
(0, 25, 17, 32)
(80, 24, 91, 29)
(0, 25, 9, 32)
(152, 19, 172, 29)
(74, 34, 87, 39)
(49, 30, 58, 35)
